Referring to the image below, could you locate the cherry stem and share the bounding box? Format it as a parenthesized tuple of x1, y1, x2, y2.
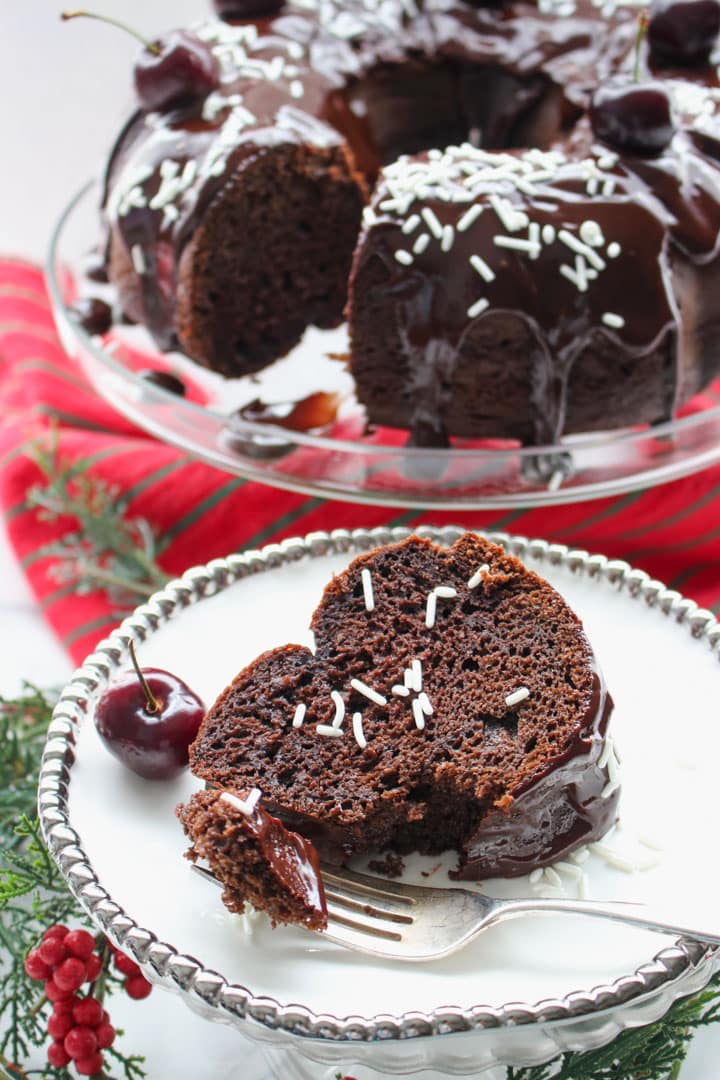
(634, 11, 649, 82)
(60, 10, 161, 55)
(128, 639, 161, 715)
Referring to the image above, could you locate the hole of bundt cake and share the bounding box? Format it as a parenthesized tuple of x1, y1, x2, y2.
(175, 143, 365, 377)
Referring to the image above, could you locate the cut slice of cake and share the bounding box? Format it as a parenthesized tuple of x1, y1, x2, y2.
(177, 787, 327, 930)
(188, 533, 618, 879)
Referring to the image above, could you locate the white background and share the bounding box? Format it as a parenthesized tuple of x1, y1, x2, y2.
(0, 2, 717, 1075)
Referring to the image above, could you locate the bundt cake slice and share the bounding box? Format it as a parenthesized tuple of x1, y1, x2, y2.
(178, 787, 327, 929)
(188, 533, 618, 879)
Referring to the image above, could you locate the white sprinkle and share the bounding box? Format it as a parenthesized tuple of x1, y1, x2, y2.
(559, 262, 587, 293)
(435, 586, 458, 599)
(598, 738, 613, 770)
(457, 204, 483, 232)
(638, 834, 664, 852)
(494, 235, 541, 256)
(413, 233, 430, 255)
(392, 684, 410, 697)
(361, 568, 374, 612)
(601, 780, 620, 799)
(528, 222, 541, 260)
(316, 724, 345, 738)
(425, 590, 438, 629)
(331, 690, 345, 729)
(292, 703, 306, 728)
(468, 564, 490, 588)
(470, 254, 495, 283)
(555, 861, 582, 880)
(421, 206, 444, 239)
(558, 229, 606, 271)
(221, 788, 261, 817)
(577, 872, 588, 899)
(544, 867, 562, 888)
(505, 687, 530, 707)
(403, 667, 414, 689)
(602, 312, 625, 329)
(602, 178, 616, 197)
(418, 691, 434, 716)
(441, 224, 455, 252)
(607, 241, 622, 260)
(350, 678, 387, 707)
(597, 151, 618, 169)
(591, 844, 636, 873)
(411, 659, 423, 691)
(548, 469, 564, 493)
(542, 223, 556, 244)
(586, 177, 599, 196)
(467, 297, 490, 318)
(570, 846, 590, 865)
(412, 697, 426, 730)
(402, 213, 421, 235)
(352, 711, 367, 749)
(131, 244, 146, 275)
(289, 79, 304, 99)
(395, 249, 413, 266)
(580, 220, 604, 247)
(489, 194, 528, 233)
(529, 868, 543, 884)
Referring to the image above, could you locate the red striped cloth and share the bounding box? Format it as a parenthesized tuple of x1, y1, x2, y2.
(2, 257, 720, 665)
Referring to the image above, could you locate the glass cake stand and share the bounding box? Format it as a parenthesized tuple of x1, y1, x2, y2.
(47, 182, 720, 510)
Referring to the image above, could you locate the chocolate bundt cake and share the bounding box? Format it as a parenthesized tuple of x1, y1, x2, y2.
(98, 0, 720, 444)
(188, 534, 618, 879)
(178, 786, 328, 928)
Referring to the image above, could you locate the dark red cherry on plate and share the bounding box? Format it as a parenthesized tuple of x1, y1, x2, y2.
(648, 0, 720, 64)
(589, 80, 675, 155)
(94, 641, 205, 780)
(61, 11, 219, 113)
(213, 0, 285, 19)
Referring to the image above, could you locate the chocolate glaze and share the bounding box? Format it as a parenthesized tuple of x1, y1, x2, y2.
(239, 795, 327, 915)
(69, 296, 113, 336)
(99, 0, 720, 443)
(452, 670, 617, 878)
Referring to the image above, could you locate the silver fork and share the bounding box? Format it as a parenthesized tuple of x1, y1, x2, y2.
(193, 864, 720, 962)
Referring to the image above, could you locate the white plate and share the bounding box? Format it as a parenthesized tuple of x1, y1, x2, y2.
(39, 527, 720, 1076)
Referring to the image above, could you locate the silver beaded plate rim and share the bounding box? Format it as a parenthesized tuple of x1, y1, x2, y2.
(38, 525, 720, 1045)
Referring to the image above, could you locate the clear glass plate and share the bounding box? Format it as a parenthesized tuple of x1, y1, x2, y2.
(47, 183, 720, 509)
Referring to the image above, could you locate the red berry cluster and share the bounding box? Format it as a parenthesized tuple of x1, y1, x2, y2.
(110, 943, 152, 999)
(24, 924, 152, 1076)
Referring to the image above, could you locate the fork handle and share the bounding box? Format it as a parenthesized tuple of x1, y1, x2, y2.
(499, 896, 720, 946)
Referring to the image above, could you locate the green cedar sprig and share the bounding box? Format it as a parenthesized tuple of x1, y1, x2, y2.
(0, 686, 145, 1080)
(24, 431, 169, 607)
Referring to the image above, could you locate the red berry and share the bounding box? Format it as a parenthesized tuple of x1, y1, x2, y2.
(47, 1040, 72, 1068)
(64, 930, 96, 960)
(75, 1051, 105, 1077)
(24, 948, 51, 981)
(53, 996, 77, 1016)
(38, 937, 67, 967)
(124, 974, 152, 999)
(64, 1025, 98, 1061)
(45, 977, 74, 1003)
(73, 996, 105, 1027)
(48, 1009, 75, 1041)
(44, 924, 70, 941)
(54, 957, 88, 993)
(85, 952, 103, 982)
(96, 1022, 116, 1049)
(113, 951, 141, 978)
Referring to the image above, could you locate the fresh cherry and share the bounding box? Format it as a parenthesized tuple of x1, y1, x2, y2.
(590, 79, 675, 155)
(648, 0, 720, 64)
(69, 296, 113, 336)
(61, 11, 219, 113)
(94, 640, 205, 780)
(213, 0, 285, 19)
(137, 369, 187, 397)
